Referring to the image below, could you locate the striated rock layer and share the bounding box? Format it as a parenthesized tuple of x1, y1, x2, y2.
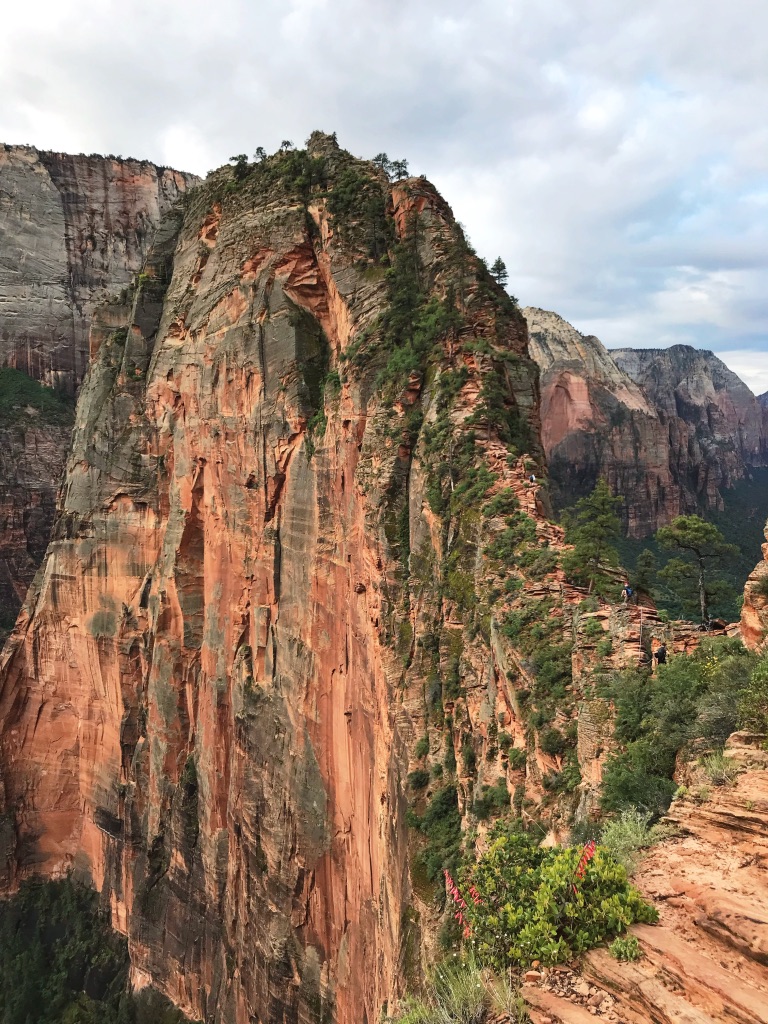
(0, 145, 197, 629)
(0, 144, 198, 390)
(0, 138, 542, 1024)
(741, 519, 768, 650)
(525, 308, 768, 536)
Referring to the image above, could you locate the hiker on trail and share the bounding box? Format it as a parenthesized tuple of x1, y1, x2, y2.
(654, 643, 667, 668)
(529, 473, 536, 485)
(622, 582, 633, 606)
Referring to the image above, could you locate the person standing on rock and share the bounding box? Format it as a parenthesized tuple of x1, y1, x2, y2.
(653, 642, 667, 669)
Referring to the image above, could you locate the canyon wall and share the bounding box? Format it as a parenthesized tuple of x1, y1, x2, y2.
(0, 136, 544, 1024)
(0, 146, 197, 633)
(525, 307, 768, 536)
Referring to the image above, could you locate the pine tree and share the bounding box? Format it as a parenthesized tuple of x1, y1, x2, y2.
(490, 257, 508, 287)
(656, 515, 738, 623)
(632, 549, 657, 597)
(562, 479, 623, 594)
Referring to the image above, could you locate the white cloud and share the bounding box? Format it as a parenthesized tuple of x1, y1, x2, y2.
(715, 351, 768, 398)
(0, 0, 766, 374)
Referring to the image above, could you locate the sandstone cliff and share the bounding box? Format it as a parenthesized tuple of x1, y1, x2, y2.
(524, 307, 674, 536)
(741, 519, 768, 650)
(525, 308, 768, 536)
(0, 135, 544, 1024)
(0, 145, 197, 632)
(0, 145, 198, 390)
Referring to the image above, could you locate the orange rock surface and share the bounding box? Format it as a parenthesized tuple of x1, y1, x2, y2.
(0, 139, 541, 1024)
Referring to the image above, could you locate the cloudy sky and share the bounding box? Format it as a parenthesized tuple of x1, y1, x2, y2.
(2, 0, 766, 392)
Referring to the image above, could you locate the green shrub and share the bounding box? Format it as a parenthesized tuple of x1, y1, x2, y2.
(462, 824, 657, 970)
(483, 488, 519, 519)
(414, 735, 430, 760)
(739, 657, 768, 733)
(582, 617, 604, 638)
(408, 769, 431, 790)
(600, 639, 759, 813)
(600, 809, 655, 873)
(410, 785, 463, 882)
(609, 934, 642, 961)
(498, 731, 514, 752)
(699, 751, 740, 786)
(506, 747, 526, 771)
(473, 779, 510, 820)
(461, 741, 477, 775)
(539, 727, 566, 757)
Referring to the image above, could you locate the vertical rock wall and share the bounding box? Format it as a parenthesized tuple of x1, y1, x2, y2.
(0, 145, 197, 632)
(0, 143, 542, 1024)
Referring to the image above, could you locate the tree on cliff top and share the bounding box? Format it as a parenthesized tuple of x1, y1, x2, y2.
(562, 479, 623, 595)
(656, 515, 738, 624)
(490, 257, 508, 287)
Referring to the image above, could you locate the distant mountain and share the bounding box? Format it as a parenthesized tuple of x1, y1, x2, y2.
(524, 307, 768, 536)
(759, 391, 768, 409)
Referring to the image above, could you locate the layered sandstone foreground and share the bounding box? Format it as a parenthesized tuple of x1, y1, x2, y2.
(523, 733, 768, 1024)
(0, 146, 197, 630)
(0, 137, 542, 1024)
(525, 307, 768, 536)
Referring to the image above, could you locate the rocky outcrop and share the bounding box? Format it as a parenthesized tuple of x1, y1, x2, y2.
(524, 308, 675, 536)
(614, 344, 768, 495)
(0, 145, 197, 629)
(741, 519, 768, 650)
(585, 732, 768, 1024)
(0, 137, 542, 1024)
(0, 145, 197, 390)
(522, 732, 768, 1024)
(0, 409, 72, 640)
(525, 308, 768, 536)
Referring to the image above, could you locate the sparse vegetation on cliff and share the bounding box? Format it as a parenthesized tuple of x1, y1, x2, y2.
(0, 367, 75, 427)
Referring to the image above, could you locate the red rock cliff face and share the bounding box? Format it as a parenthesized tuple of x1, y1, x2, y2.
(741, 520, 768, 650)
(0, 145, 197, 631)
(0, 139, 542, 1024)
(524, 307, 676, 537)
(525, 308, 768, 536)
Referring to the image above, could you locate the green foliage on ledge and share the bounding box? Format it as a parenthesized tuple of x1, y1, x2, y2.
(461, 824, 656, 970)
(0, 367, 75, 427)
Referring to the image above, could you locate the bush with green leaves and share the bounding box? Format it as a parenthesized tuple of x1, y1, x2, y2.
(409, 784, 463, 883)
(461, 824, 656, 970)
(600, 809, 659, 874)
(539, 727, 566, 757)
(699, 751, 740, 786)
(739, 657, 768, 733)
(473, 779, 510, 820)
(599, 638, 760, 814)
(408, 768, 431, 790)
(609, 934, 642, 961)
